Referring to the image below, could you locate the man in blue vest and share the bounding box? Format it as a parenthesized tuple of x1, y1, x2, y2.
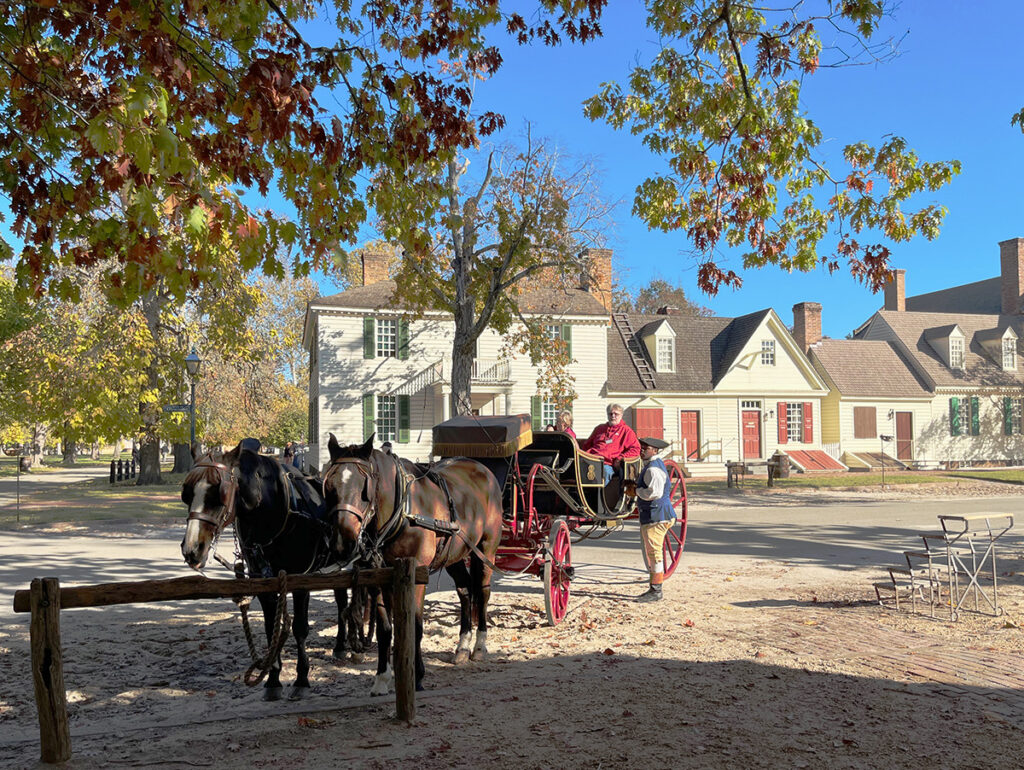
(629, 437, 675, 602)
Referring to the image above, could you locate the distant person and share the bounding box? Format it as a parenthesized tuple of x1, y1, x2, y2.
(581, 403, 641, 483)
(544, 424, 556, 432)
(283, 441, 294, 463)
(381, 441, 393, 455)
(626, 437, 675, 603)
(555, 410, 576, 440)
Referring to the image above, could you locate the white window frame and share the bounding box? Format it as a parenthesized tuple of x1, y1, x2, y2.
(957, 398, 971, 436)
(377, 319, 398, 359)
(786, 401, 804, 443)
(544, 324, 562, 342)
(761, 340, 776, 366)
(1003, 338, 1016, 371)
(656, 337, 675, 372)
(541, 398, 560, 428)
(949, 337, 964, 370)
(1011, 398, 1023, 435)
(376, 395, 397, 442)
(741, 400, 761, 410)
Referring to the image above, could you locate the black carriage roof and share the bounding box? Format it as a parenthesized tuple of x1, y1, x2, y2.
(432, 414, 533, 458)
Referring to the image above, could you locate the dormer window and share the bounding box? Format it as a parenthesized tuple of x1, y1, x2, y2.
(950, 337, 964, 370)
(1003, 338, 1016, 370)
(656, 337, 675, 372)
(761, 340, 776, 366)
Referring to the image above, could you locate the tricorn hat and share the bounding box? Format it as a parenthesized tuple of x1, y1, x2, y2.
(639, 437, 669, 450)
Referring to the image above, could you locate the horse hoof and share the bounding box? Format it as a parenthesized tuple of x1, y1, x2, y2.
(416, 682, 425, 692)
(470, 649, 487, 662)
(287, 686, 310, 701)
(349, 652, 365, 664)
(454, 649, 471, 666)
(263, 686, 284, 702)
(332, 648, 347, 662)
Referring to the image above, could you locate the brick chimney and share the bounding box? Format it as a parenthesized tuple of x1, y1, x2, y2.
(792, 302, 822, 353)
(361, 251, 390, 286)
(883, 269, 906, 312)
(581, 247, 613, 311)
(1000, 238, 1024, 314)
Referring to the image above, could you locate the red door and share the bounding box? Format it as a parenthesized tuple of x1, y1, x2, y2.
(680, 411, 700, 460)
(742, 410, 762, 459)
(895, 412, 913, 460)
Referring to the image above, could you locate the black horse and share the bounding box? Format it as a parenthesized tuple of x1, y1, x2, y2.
(180, 441, 366, 700)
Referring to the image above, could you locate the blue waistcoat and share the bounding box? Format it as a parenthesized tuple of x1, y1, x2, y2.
(637, 457, 676, 525)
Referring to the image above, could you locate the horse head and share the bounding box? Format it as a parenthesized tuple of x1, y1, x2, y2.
(180, 446, 236, 569)
(323, 433, 398, 562)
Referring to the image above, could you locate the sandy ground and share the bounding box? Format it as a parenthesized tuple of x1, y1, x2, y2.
(2, 479, 1024, 768)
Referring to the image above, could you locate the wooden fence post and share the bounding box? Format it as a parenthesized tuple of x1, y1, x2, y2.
(30, 577, 71, 764)
(391, 558, 416, 723)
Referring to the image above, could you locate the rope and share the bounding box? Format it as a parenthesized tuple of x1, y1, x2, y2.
(242, 570, 292, 687)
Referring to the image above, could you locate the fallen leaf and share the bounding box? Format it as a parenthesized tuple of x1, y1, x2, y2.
(642, 639, 656, 646)
(683, 619, 695, 627)
(603, 648, 616, 656)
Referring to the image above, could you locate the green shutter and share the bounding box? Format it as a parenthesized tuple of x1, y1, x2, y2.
(950, 397, 959, 436)
(397, 395, 410, 443)
(398, 319, 410, 360)
(362, 394, 375, 441)
(971, 396, 980, 436)
(561, 324, 572, 359)
(363, 318, 375, 359)
(531, 396, 542, 430)
(1005, 397, 1013, 435)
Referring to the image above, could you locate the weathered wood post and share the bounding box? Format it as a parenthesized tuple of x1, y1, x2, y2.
(392, 558, 416, 723)
(30, 577, 70, 764)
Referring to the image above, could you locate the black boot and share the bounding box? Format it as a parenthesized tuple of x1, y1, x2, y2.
(637, 584, 663, 603)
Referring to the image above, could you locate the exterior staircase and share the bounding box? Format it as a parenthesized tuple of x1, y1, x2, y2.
(611, 313, 656, 389)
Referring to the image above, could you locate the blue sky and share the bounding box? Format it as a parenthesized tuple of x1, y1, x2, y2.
(383, 0, 1022, 339)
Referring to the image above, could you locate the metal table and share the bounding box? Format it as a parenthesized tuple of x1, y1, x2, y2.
(937, 513, 1014, 621)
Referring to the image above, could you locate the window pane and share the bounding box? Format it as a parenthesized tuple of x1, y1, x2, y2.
(376, 395, 397, 442)
(761, 340, 775, 365)
(786, 402, 803, 442)
(541, 399, 559, 427)
(957, 398, 971, 434)
(950, 338, 964, 369)
(377, 319, 397, 358)
(1004, 339, 1016, 370)
(657, 338, 674, 370)
(544, 324, 561, 341)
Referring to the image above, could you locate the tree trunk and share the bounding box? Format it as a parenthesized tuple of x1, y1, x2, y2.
(136, 436, 161, 485)
(171, 442, 193, 473)
(61, 424, 76, 466)
(29, 423, 47, 468)
(90, 441, 100, 460)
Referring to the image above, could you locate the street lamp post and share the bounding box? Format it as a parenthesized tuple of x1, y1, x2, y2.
(185, 348, 202, 454)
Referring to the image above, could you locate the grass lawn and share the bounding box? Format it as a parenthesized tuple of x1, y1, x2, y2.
(0, 471, 188, 528)
(944, 468, 1024, 485)
(0, 455, 143, 478)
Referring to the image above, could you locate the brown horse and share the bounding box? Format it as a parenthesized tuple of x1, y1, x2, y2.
(323, 433, 503, 694)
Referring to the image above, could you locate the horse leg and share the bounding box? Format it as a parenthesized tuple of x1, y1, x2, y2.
(370, 588, 394, 696)
(446, 560, 474, 665)
(346, 587, 367, 662)
(256, 592, 284, 701)
(470, 555, 493, 662)
(332, 588, 349, 661)
(414, 584, 426, 691)
(288, 589, 311, 700)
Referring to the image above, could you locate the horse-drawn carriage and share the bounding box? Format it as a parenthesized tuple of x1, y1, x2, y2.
(432, 414, 689, 625)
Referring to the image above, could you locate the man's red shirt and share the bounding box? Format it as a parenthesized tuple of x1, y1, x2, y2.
(581, 422, 641, 465)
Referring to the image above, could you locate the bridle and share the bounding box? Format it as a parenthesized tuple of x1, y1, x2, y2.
(322, 456, 378, 526)
(187, 456, 239, 533)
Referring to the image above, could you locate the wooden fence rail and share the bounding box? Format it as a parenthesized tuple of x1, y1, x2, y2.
(12, 560, 427, 764)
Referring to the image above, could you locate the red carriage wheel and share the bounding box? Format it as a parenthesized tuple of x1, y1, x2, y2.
(642, 460, 688, 580)
(544, 518, 572, 626)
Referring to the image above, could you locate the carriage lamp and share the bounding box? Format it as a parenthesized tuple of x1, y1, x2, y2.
(185, 348, 202, 451)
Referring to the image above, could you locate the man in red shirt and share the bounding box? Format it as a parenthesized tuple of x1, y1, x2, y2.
(582, 403, 641, 483)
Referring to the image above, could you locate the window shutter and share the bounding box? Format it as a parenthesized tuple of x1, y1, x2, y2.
(561, 324, 572, 359)
(802, 402, 813, 443)
(635, 408, 664, 440)
(362, 394, 375, 441)
(949, 397, 959, 436)
(971, 396, 980, 436)
(777, 402, 788, 444)
(363, 318, 375, 359)
(531, 396, 542, 430)
(398, 319, 410, 360)
(1005, 397, 1013, 436)
(397, 395, 410, 443)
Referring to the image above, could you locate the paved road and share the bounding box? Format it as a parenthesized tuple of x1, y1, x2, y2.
(0, 463, 111, 510)
(4, 492, 1023, 617)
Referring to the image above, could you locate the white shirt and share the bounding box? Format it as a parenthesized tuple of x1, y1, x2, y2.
(635, 462, 667, 501)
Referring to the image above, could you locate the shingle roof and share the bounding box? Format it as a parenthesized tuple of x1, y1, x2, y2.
(810, 340, 930, 398)
(312, 280, 609, 316)
(607, 310, 774, 392)
(874, 310, 1024, 389)
(906, 277, 1001, 314)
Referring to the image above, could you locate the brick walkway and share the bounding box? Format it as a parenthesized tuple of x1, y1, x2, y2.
(770, 610, 1024, 718)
